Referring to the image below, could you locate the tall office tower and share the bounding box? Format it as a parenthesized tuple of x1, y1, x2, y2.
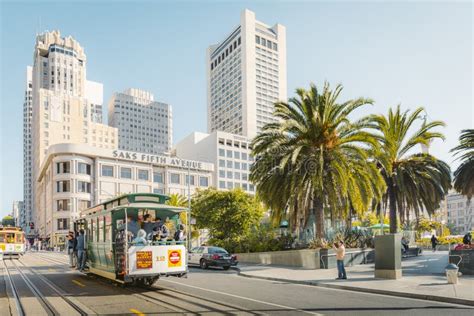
(22, 66, 33, 233)
(108, 88, 172, 154)
(207, 9, 287, 138)
(30, 30, 117, 236)
(12, 201, 24, 227)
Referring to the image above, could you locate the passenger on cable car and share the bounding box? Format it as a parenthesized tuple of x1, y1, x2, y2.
(132, 229, 148, 246)
(143, 214, 157, 238)
(151, 217, 170, 242)
(126, 215, 140, 237)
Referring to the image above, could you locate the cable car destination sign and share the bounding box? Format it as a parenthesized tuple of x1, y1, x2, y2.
(112, 150, 213, 171)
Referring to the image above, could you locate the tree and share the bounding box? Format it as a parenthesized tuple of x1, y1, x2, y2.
(368, 106, 451, 233)
(166, 193, 188, 224)
(251, 83, 385, 240)
(451, 129, 474, 200)
(191, 188, 263, 252)
(2, 215, 15, 227)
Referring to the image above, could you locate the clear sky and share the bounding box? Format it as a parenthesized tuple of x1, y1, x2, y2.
(0, 0, 472, 216)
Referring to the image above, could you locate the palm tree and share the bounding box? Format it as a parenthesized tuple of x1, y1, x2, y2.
(368, 106, 451, 233)
(452, 129, 474, 199)
(166, 193, 188, 224)
(251, 83, 385, 240)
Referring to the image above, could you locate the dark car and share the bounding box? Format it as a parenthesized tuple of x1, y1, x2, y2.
(188, 246, 238, 270)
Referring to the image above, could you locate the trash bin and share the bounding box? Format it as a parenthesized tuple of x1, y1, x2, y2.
(445, 263, 459, 284)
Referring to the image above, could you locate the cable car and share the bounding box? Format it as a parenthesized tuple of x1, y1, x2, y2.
(76, 193, 188, 285)
(0, 227, 26, 259)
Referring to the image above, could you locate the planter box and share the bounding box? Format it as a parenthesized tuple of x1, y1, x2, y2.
(449, 249, 474, 275)
(319, 248, 374, 269)
(235, 249, 321, 269)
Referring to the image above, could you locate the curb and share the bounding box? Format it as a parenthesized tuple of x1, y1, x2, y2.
(236, 270, 474, 307)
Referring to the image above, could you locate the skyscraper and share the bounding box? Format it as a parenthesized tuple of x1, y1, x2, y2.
(22, 66, 33, 233)
(207, 9, 287, 138)
(30, 30, 117, 236)
(108, 88, 172, 154)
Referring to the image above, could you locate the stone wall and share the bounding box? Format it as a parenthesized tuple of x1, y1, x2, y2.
(235, 249, 321, 269)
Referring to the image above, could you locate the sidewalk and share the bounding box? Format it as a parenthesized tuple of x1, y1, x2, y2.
(237, 251, 474, 306)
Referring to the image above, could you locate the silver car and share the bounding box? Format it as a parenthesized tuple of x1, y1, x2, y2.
(188, 246, 238, 270)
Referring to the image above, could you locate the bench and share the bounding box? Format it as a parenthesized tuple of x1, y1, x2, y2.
(402, 246, 422, 258)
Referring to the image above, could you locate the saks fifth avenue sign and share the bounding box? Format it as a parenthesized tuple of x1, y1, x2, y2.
(112, 150, 212, 171)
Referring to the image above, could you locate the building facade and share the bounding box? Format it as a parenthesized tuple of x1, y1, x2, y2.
(108, 88, 172, 154)
(22, 66, 33, 233)
(30, 30, 118, 236)
(447, 192, 473, 234)
(12, 201, 24, 227)
(207, 9, 287, 138)
(36, 143, 213, 248)
(174, 131, 255, 194)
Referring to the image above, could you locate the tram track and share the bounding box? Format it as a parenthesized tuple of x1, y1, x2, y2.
(2, 260, 25, 316)
(2, 256, 90, 316)
(31, 252, 264, 314)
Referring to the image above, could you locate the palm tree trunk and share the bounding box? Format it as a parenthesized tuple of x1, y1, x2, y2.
(314, 198, 325, 239)
(388, 181, 398, 234)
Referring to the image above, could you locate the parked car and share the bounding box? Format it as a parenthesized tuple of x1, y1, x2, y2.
(188, 246, 238, 270)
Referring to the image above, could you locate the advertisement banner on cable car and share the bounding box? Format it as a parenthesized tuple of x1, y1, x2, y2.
(128, 245, 186, 275)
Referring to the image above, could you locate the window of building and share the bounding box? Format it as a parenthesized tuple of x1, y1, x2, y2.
(219, 159, 225, 167)
(227, 171, 233, 178)
(56, 199, 69, 211)
(56, 180, 70, 193)
(219, 181, 225, 189)
(234, 162, 241, 170)
(120, 167, 132, 179)
(153, 188, 164, 194)
(219, 148, 225, 157)
(227, 182, 234, 189)
(256, 35, 260, 44)
(77, 181, 91, 193)
(242, 153, 248, 160)
(227, 160, 233, 168)
(138, 169, 149, 181)
(186, 175, 195, 185)
(57, 218, 68, 230)
(199, 176, 209, 187)
(78, 200, 91, 211)
(56, 161, 70, 174)
(242, 162, 248, 171)
(77, 162, 91, 175)
(234, 151, 240, 159)
(226, 150, 232, 158)
(170, 173, 181, 184)
(101, 165, 114, 177)
(153, 172, 163, 183)
(219, 170, 225, 178)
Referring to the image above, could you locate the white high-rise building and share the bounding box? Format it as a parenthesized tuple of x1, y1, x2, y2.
(447, 192, 473, 234)
(108, 88, 172, 154)
(174, 131, 255, 194)
(22, 66, 33, 233)
(30, 30, 117, 238)
(12, 201, 24, 228)
(207, 9, 287, 138)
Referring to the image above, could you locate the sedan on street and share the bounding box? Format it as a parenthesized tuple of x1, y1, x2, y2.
(188, 246, 238, 270)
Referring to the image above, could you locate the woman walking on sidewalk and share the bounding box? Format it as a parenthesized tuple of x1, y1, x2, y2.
(334, 241, 347, 279)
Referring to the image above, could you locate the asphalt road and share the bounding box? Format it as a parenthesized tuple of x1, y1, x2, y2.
(0, 252, 472, 315)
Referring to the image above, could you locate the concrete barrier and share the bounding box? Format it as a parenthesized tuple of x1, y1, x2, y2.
(320, 248, 375, 269)
(449, 249, 474, 275)
(235, 249, 321, 269)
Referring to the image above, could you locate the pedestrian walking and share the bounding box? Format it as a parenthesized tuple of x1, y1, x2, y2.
(431, 234, 439, 252)
(66, 231, 76, 268)
(76, 229, 86, 272)
(333, 240, 347, 279)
